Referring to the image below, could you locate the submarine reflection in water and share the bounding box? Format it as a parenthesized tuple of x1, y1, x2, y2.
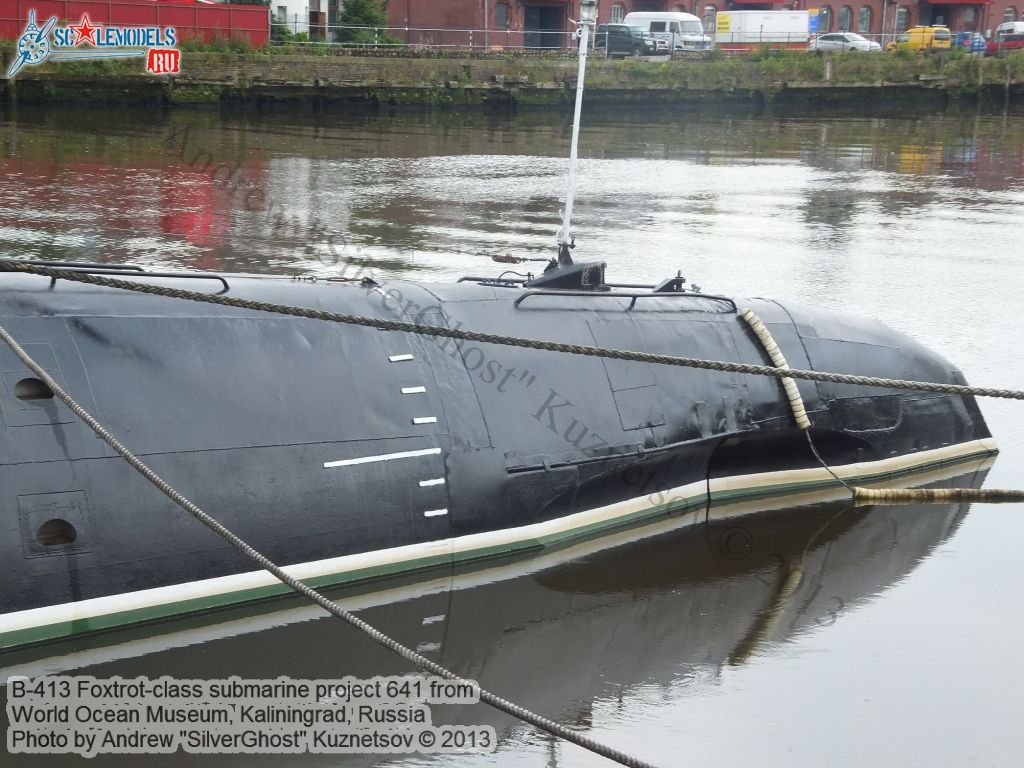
(0, 464, 988, 755)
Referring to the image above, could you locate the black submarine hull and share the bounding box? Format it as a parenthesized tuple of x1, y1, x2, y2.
(0, 271, 995, 648)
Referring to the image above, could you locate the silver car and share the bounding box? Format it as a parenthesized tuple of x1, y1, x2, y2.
(808, 32, 882, 53)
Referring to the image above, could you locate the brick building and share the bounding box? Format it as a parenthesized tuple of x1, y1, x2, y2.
(384, 0, 1023, 48)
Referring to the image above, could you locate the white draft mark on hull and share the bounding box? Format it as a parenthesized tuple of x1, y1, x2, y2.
(389, 354, 414, 363)
(323, 447, 441, 469)
(401, 386, 427, 394)
(412, 417, 438, 425)
(423, 509, 448, 518)
(419, 478, 445, 487)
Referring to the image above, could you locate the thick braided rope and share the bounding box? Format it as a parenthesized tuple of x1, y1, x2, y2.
(739, 308, 811, 428)
(852, 487, 1024, 506)
(0, 324, 656, 768)
(3, 260, 1023, 401)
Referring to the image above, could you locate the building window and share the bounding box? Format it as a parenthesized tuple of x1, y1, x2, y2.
(820, 5, 833, 32)
(611, 3, 626, 22)
(894, 6, 910, 32)
(962, 7, 976, 30)
(838, 5, 852, 31)
(703, 5, 717, 32)
(495, 1, 509, 27)
(858, 6, 871, 33)
(1004, 7, 1017, 22)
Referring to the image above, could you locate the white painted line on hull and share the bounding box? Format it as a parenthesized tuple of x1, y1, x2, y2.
(419, 478, 446, 487)
(402, 386, 427, 394)
(413, 417, 438, 425)
(6, 454, 997, 677)
(416, 642, 441, 653)
(323, 447, 441, 469)
(1, 439, 997, 646)
(389, 354, 414, 362)
(423, 509, 448, 518)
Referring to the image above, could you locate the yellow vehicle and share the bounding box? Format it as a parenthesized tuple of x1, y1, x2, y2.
(884, 26, 952, 52)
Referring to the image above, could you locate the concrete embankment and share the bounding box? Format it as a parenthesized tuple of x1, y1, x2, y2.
(2, 49, 1023, 111)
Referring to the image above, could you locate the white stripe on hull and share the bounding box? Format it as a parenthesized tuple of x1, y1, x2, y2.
(0, 438, 998, 644)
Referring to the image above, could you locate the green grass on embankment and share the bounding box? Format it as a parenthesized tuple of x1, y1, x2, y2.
(2, 41, 1023, 110)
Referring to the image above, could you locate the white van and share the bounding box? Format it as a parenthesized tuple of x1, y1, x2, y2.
(987, 21, 1024, 54)
(994, 20, 1024, 34)
(622, 11, 713, 52)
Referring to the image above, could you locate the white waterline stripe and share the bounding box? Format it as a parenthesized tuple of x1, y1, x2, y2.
(3, 453, 998, 676)
(413, 417, 438, 425)
(389, 354, 414, 362)
(0, 438, 996, 641)
(402, 386, 427, 394)
(323, 447, 441, 469)
(419, 478, 446, 487)
(441, 438, 999, 560)
(423, 509, 449, 518)
(705, 438, 999, 496)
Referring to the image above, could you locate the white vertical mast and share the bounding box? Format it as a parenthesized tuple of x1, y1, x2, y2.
(557, 1, 597, 262)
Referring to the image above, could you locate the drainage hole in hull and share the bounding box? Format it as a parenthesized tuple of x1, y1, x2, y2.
(15, 377, 54, 401)
(36, 519, 77, 546)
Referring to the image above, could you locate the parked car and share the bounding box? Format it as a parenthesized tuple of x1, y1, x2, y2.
(884, 26, 952, 52)
(593, 24, 663, 58)
(808, 32, 882, 53)
(952, 31, 986, 55)
(985, 21, 1024, 56)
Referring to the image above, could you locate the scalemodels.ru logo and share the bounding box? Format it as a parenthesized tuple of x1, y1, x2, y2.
(8, 10, 180, 78)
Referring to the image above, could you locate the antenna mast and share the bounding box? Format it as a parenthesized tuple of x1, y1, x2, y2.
(557, 0, 598, 265)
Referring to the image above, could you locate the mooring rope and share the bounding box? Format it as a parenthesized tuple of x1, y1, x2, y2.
(3, 259, 1024, 401)
(735, 315, 1018, 504)
(0, 323, 657, 768)
(739, 307, 811, 429)
(851, 487, 1024, 506)
(736, 306, 855, 493)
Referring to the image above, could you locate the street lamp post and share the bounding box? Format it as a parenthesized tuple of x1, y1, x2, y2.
(556, 0, 598, 264)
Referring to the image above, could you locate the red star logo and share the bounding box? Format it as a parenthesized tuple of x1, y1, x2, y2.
(69, 14, 98, 46)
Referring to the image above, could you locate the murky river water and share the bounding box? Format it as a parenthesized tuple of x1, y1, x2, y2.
(2, 104, 1024, 767)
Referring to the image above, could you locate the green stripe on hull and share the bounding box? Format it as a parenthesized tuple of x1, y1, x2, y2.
(709, 447, 996, 504)
(0, 444, 997, 651)
(0, 551, 455, 649)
